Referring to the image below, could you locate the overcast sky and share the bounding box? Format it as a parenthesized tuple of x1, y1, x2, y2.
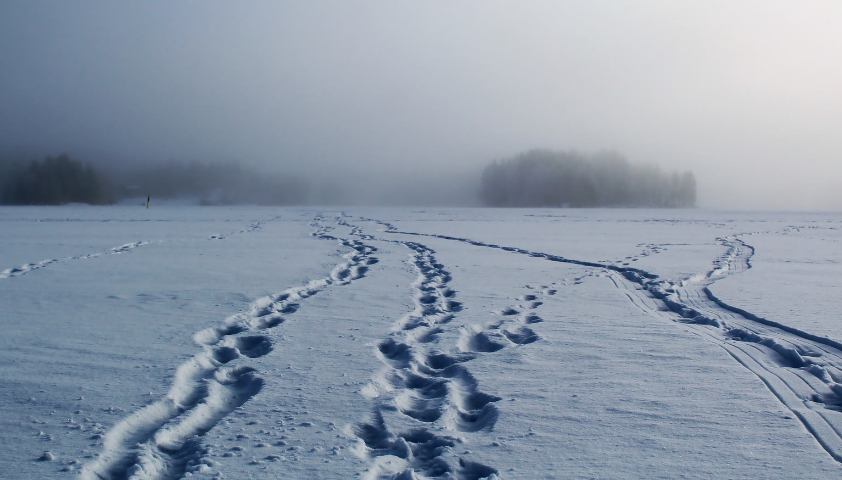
(2, 1, 841, 209)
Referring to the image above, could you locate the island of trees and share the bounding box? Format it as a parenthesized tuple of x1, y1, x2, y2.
(480, 149, 696, 208)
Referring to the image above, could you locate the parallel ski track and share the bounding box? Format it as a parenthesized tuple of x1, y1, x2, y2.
(81, 215, 378, 480)
(377, 223, 842, 464)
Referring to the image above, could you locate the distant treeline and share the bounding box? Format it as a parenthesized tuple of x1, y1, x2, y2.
(0, 155, 307, 206)
(0, 154, 112, 205)
(1, 150, 697, 207)
(480, 149, 696, 208)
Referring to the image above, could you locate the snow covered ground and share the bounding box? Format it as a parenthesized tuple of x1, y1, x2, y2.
(2, 206, 842, 479)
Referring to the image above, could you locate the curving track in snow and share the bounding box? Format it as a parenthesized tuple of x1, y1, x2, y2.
(345, 217, 552, 480)
(381, 225, 842, 464)
(74, 213, 842, 479)
(81, 215, 378, 480)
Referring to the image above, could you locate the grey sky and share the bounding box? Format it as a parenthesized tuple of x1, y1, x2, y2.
(2, 1, 841, 209)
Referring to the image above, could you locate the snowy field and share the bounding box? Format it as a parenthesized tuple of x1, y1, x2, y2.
(2, 206, 842, 480)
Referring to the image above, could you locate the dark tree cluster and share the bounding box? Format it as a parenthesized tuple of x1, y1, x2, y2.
(479, 149, 696, 208)
(0, 154, 309, 206)
(0, 154, 112, 205)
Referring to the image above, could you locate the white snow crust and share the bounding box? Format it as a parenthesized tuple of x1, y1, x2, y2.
(1, 206, 841, 479)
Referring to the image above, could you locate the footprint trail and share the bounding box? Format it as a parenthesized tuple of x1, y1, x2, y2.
(0, 241, 150, 279)
(81, 215, 378, 480)
(350, 218, 549, 479)
(208, 215, 282, 240)
(381, 225, 842, 463)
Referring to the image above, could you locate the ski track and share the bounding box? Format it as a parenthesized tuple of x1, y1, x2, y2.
(0, 241, 150, 279)
(208, 215, 282, 240)
(81, 215, 378, 480)
(350, 217, 550, 480)
(379, 223, 842, 464)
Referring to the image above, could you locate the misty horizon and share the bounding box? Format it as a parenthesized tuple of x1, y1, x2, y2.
(1, 149, 694, 208)
(2, 2, 842, 210)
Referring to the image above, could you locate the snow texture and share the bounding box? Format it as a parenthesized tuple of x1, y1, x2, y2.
(1, 206, 842, 479)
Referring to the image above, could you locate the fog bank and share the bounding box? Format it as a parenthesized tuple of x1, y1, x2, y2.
(2, 2, 842, 210)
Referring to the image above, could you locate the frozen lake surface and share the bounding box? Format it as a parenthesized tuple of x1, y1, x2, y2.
(2, 206, 842, 479)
